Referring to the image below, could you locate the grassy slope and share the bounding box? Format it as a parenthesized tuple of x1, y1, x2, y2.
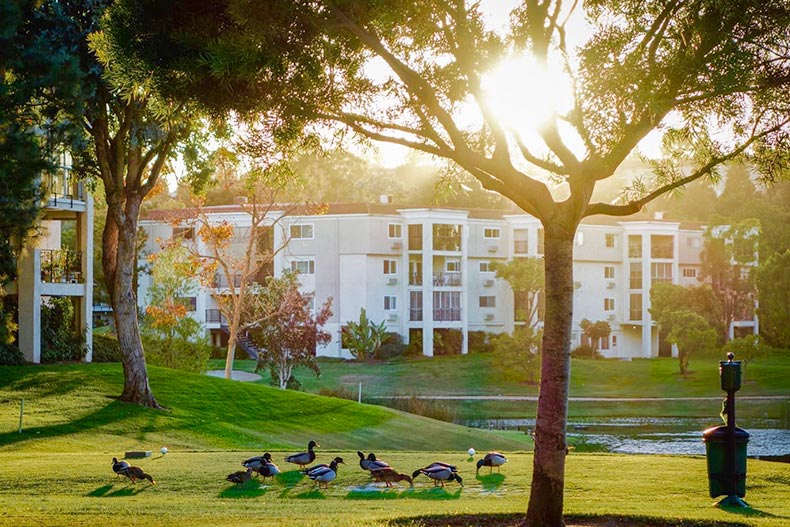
(0, 364, 529, 453)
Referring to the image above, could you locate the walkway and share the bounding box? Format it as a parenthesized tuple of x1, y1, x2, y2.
(206, 370, 262, 382)
(366, 395, 787, 402)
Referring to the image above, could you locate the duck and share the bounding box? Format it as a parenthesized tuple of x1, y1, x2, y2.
(370, 467, 413, 487)
(303, 457, 345, 477)
(285, 440, 319, 468)
(119, 465, 156, 484)
(226, 467, 253, 487)
(111, 457, 130, 477)
(306, 458, 343, 489)
(243, 452, 278, 477)
(412, 463, 463, 487)
(357, 451, 390, 472)
(476, 451, 508, 474)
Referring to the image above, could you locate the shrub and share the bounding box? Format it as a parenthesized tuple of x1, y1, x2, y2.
(141, 316, 212, 373)
(317, 385, 358, 401)
(468, 330, 495, 354)
(0, 343, 25, 365)
(571, 344, 603, 359)
(91, 334, 122, 362)
(434, 328, 462, 355)
(377, 393, 457, 423)
(375, 332, 407, 360)
(41, 297, 86, 362)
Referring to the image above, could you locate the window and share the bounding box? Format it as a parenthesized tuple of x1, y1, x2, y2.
(446, 260, 460, 272)
(388, 223, 402, 239)
(409, 291, 423, 321)
(479, 296, 496, 308)
(629, 262, 642, 289)
(433, 291, 461, 321)
(628, 235, 642, 258)
(408, 224, 423, 250)
(383, 259, 398, 274)
(433, 223, 461, 251)
(682, 267, 698, 279)
(604, 266, 615, 279)
(576, 231, 584, 246)
(173, 226, 194, 240)
(290, 259, 315, 275)
(384, 296, 397, 311)
(484, 227, 501, 239)
(651, 235, 673, 258)
(599, 335, 610, 350)
(651, 262, 672, 283)
(604, 298, 615, 311)
(177, 297, 197, 312)
(479, 261, 492, 273)
(629, 293, 643, 321)
(290, 224, 314, 239)
(514, 229, 528, 254)
(605, 233, 617, 248)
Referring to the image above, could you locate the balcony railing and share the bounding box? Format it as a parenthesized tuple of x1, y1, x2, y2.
(433, 308, 461, 322)
(514, 240, 528, 254)
(205, 309, 227, 324)
(409, 273, 423, 286)
(44, 171, 85, 206)
(432, 272, 461, 286)
(213, 274, 245, 289)
(409, 308, 423, 321)
(40, 249, 83, 283)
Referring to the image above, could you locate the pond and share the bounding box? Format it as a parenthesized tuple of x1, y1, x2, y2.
(465, 417, 790, 457)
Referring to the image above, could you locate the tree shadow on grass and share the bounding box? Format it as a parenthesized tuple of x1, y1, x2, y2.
(390, 513, 756, 527)
(475, 473, 505, 491)
(408, 487, 462, 500)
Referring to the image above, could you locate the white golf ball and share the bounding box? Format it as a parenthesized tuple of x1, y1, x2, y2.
(468, 448, 476, 457)
(160, 447, 168, 455)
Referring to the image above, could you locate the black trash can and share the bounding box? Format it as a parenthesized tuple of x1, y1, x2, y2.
(702, 425, 749, 498)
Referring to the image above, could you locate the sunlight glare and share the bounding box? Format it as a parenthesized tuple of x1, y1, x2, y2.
(482, 55, 574, 134)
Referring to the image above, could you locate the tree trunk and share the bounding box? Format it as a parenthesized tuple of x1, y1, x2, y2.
(224, 319, 238, 380)
(525, 223, 574, 527)
(104, 202, 160, 408)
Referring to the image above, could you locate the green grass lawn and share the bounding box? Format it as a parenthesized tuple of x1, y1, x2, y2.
(1, 363, 788, 527)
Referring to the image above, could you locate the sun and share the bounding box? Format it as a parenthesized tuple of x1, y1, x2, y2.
(482, 54, 574, 134)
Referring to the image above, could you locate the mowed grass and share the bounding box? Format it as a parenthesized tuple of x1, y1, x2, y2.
(0, 450, 788, 527)
(0, 363, 789, 527)
(0, 364, 529, 452)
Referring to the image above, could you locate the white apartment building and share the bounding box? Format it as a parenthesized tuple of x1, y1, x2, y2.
(138, 202, 756, 360)
(11, 151, 94, 363)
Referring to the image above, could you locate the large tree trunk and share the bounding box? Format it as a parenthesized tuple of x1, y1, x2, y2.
(525, 222, 575, 527)
(103, 200, 160, 408)
(224, 319, 238, 380)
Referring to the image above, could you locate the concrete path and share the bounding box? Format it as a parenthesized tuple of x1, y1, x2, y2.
(366, 395, 787, 402)
(206, 370, 262, 382)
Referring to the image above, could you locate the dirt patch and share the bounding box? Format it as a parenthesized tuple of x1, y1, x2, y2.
(389, 513, 750, 527)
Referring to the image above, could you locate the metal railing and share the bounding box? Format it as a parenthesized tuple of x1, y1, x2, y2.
(432, 272, 462, 286)
(40, 249, 82, 283)
(433, 308, 461, 321)
(205, 309, 227, 324)
(44, 171, 85, 206)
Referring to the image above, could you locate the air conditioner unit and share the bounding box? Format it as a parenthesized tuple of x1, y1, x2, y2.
(483, 279, 495, 287)
(606, 281, 616, 289)
(387, 313, 398, 321)
(484, 313, 495, 321)
(387, 277, 398, 285)
(391, 241, 402, 250)
(606, 314, 616, 321)
(487, 245, 498, 253)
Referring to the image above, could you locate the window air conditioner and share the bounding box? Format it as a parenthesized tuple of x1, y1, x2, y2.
(606, 281, 616, 289)
(387, 277, 398, 285)
(387, 313, 398, 321)
(483, 279, 495, 287)
(391, 241, 402, 250)
(606, 314, 616, 321)
(487, 245, 498, 253)
(484, 313, 495, 321)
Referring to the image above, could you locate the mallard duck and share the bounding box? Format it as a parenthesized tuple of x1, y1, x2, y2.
(306, 458, 343, 489)
(476, 451, 508, 474)
(111, 457, 130, 477)
(412, 463, 463, 487)
(285, 440, 319, 468)
(357, 451, 390, 472)
(303, 457, 345, 477)
(226, 467, 253, 487)
(119, 465, 156, 484)
(243, 452, 275, 475)
(370, 467, 413, 487)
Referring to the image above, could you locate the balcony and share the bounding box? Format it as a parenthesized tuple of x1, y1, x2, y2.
(409, 308, 423, 321)
(432, 272, 461, 286)
(213, 273, 245, 289)
(205, 309, 227, 324)
(433, 308, 461, 322)
(44, 171, 85, 207)
(40, 249, 83, 283)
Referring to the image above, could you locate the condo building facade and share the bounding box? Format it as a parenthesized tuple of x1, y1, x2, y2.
(138, 202, 757, 360)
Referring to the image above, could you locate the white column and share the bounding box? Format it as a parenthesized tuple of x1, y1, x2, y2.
(460, 224, 469, 355)
(641, 234, 652, 358)
(17, 247, 41, 363)
(82, 194, 94, 362)
(422, 222, 433, 357)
